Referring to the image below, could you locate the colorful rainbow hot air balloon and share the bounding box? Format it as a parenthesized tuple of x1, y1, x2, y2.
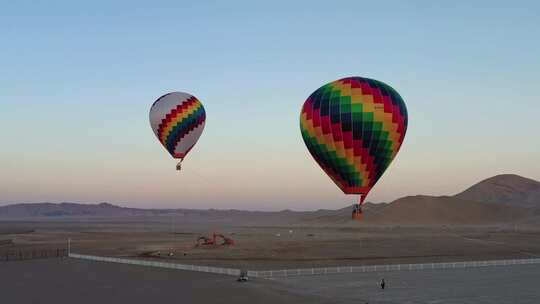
(149, 92, 206, 171)
(300, 77, 408, 219)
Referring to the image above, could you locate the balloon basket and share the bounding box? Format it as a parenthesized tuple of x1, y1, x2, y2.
(352, 206, 363, 221)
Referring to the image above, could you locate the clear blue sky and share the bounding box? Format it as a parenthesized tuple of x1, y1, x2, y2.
(1, 1, 539, 210)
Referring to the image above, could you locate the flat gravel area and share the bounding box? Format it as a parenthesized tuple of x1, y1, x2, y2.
(268, 264, 540, 303)
(0, 258, 316, 304)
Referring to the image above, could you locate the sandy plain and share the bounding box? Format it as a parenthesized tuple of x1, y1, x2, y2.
(2, 216, 540, 270)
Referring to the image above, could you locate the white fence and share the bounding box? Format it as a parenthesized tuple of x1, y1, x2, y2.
(69, 253, 540, 279)
(69, 253, 240, 276)
(247, 258, 540, 278)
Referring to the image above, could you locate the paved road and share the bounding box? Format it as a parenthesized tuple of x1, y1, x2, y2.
(0, 258, 315, 304)
(268, 264, 540, 303)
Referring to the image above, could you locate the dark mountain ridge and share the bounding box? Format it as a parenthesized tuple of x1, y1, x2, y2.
(455, 174, 540, 208)
(1, 174, 538, 225)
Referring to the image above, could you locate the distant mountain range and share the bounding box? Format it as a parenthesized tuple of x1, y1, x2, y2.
(1, 174, 539, 225)
(306, 174, 540, 225)
(0, 202, 159, 218)
(455, 174, 540, 208)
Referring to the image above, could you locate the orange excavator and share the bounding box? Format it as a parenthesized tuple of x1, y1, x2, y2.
(196, 235, 215, 246)
(215, 233, 235, 246)
(195, 232, 235, 247)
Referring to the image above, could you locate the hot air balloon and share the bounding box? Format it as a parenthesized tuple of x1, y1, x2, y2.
(300, 77, 408, 220)
(149, 92, 206, 171)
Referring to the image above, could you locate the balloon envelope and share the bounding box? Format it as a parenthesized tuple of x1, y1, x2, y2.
(300, 77, 408, 201)
(149, 92, 206, 160)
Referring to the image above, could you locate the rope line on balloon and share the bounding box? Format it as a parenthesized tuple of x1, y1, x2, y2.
(359, 193, 366, 204)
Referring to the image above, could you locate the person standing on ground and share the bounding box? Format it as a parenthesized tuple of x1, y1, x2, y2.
(380, 278, 385, 290)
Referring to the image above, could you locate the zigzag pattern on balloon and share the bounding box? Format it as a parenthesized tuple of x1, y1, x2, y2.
(157, 97, 206, 158)
(300, 77, 408, 198)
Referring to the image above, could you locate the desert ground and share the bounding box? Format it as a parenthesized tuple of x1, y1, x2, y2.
(3, 249, 540, 304)
(2, 175, 540, 303)
(2, 216, 540, 270)
(0, 258, 317, 304)
(3, 175, 539, 269)
(269, 263, 540, 303)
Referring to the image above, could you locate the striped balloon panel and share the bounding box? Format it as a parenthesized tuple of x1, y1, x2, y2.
(300, 77, 408, 196)
(149, 92, 206, 159)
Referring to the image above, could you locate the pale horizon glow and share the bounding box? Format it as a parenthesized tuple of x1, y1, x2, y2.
(1, 1, 539, 210)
